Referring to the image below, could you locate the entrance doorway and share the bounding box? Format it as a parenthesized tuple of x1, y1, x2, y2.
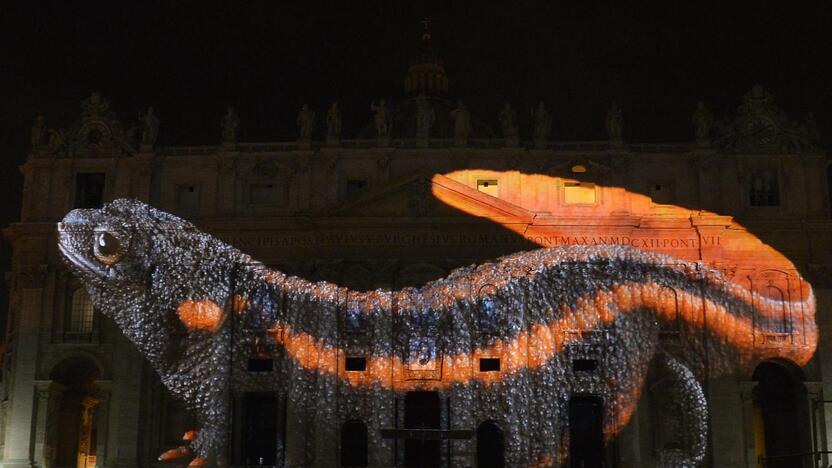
(240, 393, 280, 466)
(404, 391, 441, 467)
(50, 357, 100, 468)
(476, 420, 505, 468)
(753, 361, 808, 468)
(568, 395, 604, 468)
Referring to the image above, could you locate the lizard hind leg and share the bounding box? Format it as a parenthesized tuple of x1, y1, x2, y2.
(655, 354, 708, 468)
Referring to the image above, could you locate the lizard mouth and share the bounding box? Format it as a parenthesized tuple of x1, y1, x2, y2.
(57, 237, 114, 279)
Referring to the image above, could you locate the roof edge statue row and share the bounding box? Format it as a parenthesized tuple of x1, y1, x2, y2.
(28, 85, 822, 160)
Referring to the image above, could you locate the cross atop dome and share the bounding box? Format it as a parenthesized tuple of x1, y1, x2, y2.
(403, 17, 448, 95)
(421, 17, 432, 43)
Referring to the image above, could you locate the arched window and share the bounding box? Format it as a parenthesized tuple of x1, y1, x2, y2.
(763, 285, 790, 333)
(341, 420, 368, 467)
(477, 420, 505, 468)
(753, 361, 809, 468)
(69, 288, 95, 335)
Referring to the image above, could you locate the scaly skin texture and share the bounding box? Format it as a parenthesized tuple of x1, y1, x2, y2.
(57, 199, 816, 467)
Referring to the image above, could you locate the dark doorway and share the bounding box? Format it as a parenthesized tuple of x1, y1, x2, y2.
(50, 357, 100, 468)
(476, 420, 505, 468)
(404, 391, 441, 467)
(341, 420, 368, 467)
(568, 395, 604, 468)
(240, 393, 279, 466)
(753, 362, 807, 468)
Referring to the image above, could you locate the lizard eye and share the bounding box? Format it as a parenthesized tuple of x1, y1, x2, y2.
(93, 232, 123, 265)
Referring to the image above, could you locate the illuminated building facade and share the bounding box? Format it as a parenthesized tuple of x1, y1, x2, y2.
(2, 36, 832, 468)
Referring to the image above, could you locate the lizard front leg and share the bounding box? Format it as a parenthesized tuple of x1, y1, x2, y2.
(656, 353, 708, 468)
(158, 400, 230, 466)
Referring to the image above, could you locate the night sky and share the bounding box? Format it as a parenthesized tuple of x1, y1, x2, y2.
(1, 1, 831, 313)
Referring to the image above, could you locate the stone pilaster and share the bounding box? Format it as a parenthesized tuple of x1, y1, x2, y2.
(32, 381, 64, 468)
(738, 381, 758, 468)
(93, 380, 112, 468)
(103, 336, 143, 468)
(616, 395, 643, 468)
(2, 266, 47, 468)
(709, 378, 746, 468)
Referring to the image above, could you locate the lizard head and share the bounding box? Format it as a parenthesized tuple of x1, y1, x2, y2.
(57, 198, 241, 370)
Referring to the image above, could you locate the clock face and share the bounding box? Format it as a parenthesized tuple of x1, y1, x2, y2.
(741, 117, 778, 147)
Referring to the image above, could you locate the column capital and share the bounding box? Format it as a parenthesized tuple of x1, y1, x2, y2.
(33, 379, 65, 395)
(16, 264, 48, 289)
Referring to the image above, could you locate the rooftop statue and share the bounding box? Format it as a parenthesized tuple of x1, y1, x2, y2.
(30, 115, 48, 148)
(370, 99, 392, 139)
(605, 102, 623, 141)
(326, 101, 341, 142)
(140, 106, 160, 148)
(692, 101, 712, 145)
(58, 199, 816, 467)
(296, 104, 316, 140)
(220, 106, 239, 144)
(415, 93, 435, 138)
(498, 101, 518, 138)
(531, 100, 552, 142)
(450, 100, 471, 145)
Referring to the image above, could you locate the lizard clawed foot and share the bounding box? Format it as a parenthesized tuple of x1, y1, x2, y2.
(158, 430, 198, 463)
(158, 429, 226, 467)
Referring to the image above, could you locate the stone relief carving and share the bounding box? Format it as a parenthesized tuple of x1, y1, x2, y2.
(712, 85, 820, 153)
(33, 93, 135, 158)
(407, 178, 435, 215)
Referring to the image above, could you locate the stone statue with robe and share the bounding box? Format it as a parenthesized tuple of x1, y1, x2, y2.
(450, 100, 471, 145)
(326, 102, 341, 142)
(297, 104, 316, 140)
(140, 107, 160, 148)
(692, 101, 713, 145)
(605, 102, 623, 141)
(499, 102, 518, 139)
(370, 100, 391, 138)
(221, 106, 239, 144)
(531, 101, 552, 142)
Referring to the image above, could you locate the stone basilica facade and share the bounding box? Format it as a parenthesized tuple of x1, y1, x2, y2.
(3, 36, 832, 468)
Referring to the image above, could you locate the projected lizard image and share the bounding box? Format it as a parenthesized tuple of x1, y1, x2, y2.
(57, 198, 816, 467)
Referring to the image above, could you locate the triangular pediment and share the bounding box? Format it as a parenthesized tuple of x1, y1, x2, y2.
(321, 171, 533, 220)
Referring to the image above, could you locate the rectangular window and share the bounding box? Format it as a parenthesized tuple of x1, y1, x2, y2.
(648, 182, 673, 205)
(572, 358, 598, 372)
(345, 356, 367, 371)
(247, 357, 273, 372)
(176, 185, 199, 211)
(74, 173, 105, 209)
(479, 357, 501, 372)
(749, 171, 779, 206)
(477, 179, 499, 197)
(346, 179, 368, 197)
(563, 182, 596, 204)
